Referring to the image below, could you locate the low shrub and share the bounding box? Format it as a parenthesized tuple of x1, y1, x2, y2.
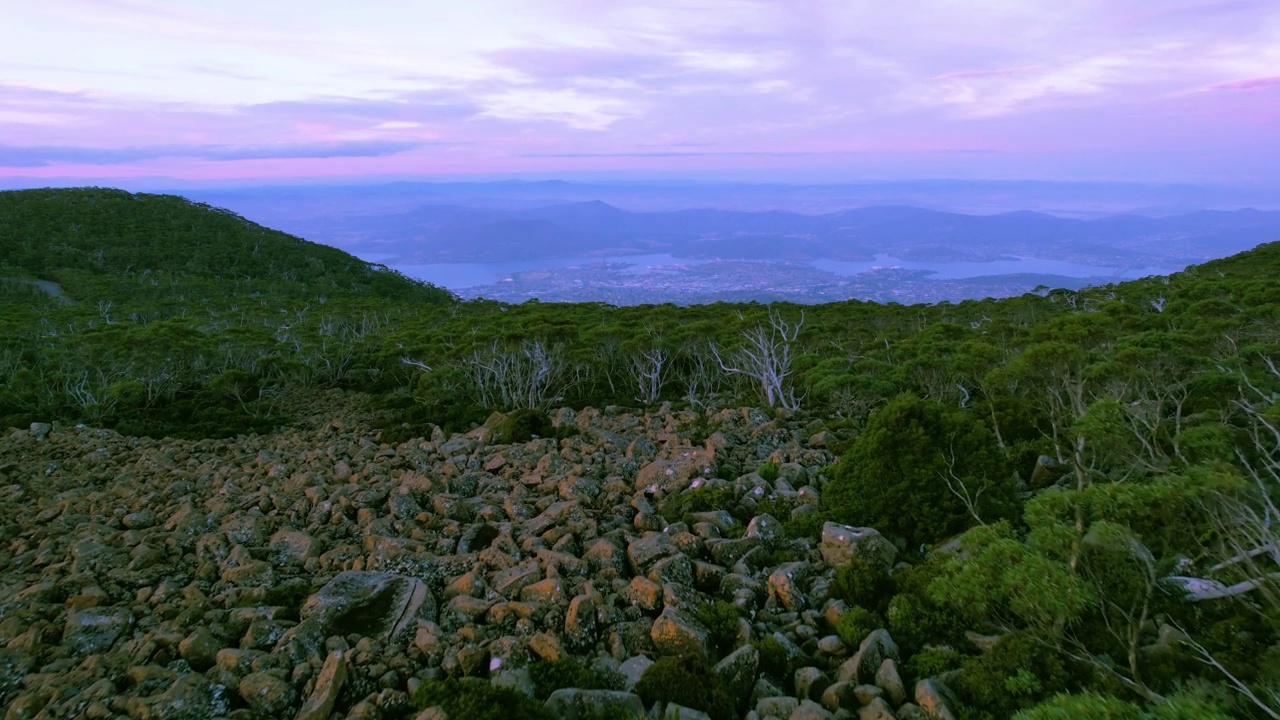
(905, 645, 963, 680)
(528, 658, 623, 701)
(953, 632, 1085, 719)
(835, 605, 883, 649)
(757, 461, 780, 482)
(634, 656, 736, 720)
(494, 408, 553, 444)
(663, 485, 736, 523)
(410, 677, 553, 720)
(831, 555, 896, 614)
(692, 599, 741, 655)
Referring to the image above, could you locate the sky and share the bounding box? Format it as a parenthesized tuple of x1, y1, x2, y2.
(2, 0, 1279, 185)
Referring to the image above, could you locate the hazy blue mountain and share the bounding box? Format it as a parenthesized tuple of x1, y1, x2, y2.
(299, 200, 1280, 267)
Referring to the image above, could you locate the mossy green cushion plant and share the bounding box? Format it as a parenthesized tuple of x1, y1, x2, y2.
(634, 655, 736, 720)
(528, 658, 624, 701)
(410, 677, 553, 720)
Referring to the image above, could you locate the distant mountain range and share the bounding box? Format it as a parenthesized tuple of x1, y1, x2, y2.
(299, 201, 1280, 267)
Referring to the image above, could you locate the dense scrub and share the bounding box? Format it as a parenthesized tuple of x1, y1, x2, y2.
(2, 188, 1279, 716)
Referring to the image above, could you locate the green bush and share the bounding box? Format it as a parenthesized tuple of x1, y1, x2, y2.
(528, 658, 624, 701)
(835, 605, 882, 649)
(634, 656, 736, 720)
(905, 645, 962, 680)
(954, 632, 1084, 719)
(782, 510, 827, 540)
(885, 563, 972, 655)
(822, 393, 1017, 548)
(692, 599, 741, 655)
(495, 408, 553, 444)
(410, 677, 553, 720)
(757, 461, 780, 482)
(663, 485, 736, 523)
(832, 555, 896, 613)
(753, 635, 793, 684)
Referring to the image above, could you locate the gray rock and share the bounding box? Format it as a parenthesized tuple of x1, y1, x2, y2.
(239, 671, 296, 716)
(913, 679, 957, 720)
(650, 607, 710, 660)
(564, 594, 597, 650)
(794, 666, 830, 703)
(874, 658, 907, 706)
(789, 699, 835, 720)
(628, 532, 678, 572)
(819, 523, 897, 571)
(712, 644, 760, 711)
(859, 697, 897, 720)
(544, 689, 645, 720)
(619, 655, 654, 691)
(141, 674, 232, 720)
(177, 628, 221, 671)
(300, 570, 435, 642)
(63, 607, 133, 656)
(269, 529, 318, 566)
(29, 422, 51, 441)
(663, 704, 714, 720)
(768, 562, 812, 612)
(296, 650, 347, 720)
(757, 695, 799, 718)
(746, 514, 784, 546)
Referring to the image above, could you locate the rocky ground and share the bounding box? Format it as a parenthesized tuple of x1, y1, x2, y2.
(0, 393, 959, 720)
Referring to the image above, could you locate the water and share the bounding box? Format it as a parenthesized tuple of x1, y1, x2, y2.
(812, 255, 1176, 281)
(360, 252, 1177, 291)
(384, 254, 714, 289)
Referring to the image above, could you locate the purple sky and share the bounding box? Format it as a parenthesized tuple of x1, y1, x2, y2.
(3, 0, 1279, 185)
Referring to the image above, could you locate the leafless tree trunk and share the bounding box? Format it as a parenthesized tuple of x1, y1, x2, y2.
(628, 346, 669, 405)
(463, 340, 583, 410)
(711, 309, 804, 410)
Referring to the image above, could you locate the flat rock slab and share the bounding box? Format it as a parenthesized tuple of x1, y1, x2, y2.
(300, 571, 435, 643)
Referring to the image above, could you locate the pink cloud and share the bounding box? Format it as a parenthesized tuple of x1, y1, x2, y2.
(1205, 75, 1280, 92)
(928, 66, 1042, 82)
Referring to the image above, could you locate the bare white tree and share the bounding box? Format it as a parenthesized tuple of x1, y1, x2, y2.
(463, 340, 583, 410)
(711, 309, 804, 410)
(628, 346, 669, 405)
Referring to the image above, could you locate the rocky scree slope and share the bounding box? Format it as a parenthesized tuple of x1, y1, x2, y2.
(0, 403, 953, 720)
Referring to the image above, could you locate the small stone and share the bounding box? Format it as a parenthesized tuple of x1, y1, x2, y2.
(296, 650, 347, 720)
(874, 658, 907, 706)
(913, 679, 957, 720)
(177, 629, 220, 671)
(64, 607, 133, 656)
(789, 698, 835, 720)
(794, 666, 830, 703)
(529, 632, 566, 662)
(239, 672, 296, 716)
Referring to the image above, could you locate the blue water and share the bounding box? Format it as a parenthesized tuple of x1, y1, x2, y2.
(361, 252, 1176, 291)
(386, 254, 712, 289)
(812, 255, 1176, 281)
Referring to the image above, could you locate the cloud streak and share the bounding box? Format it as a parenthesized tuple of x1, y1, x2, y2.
(0, 140, 435, 167)
(1, 1, 1279, 182)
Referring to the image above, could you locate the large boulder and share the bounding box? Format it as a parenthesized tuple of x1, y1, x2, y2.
(819, 523, 897, 571)
(299, 571, 435, 642)
(63, 607, 133, 656)
(544, 689, 645, 719)
(650, 607, 710, 660)
(635, 446, 715, 494)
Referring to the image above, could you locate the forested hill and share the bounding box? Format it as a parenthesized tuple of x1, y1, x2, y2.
(2, 189, 1280, 718)
(0, 187, 453, 303)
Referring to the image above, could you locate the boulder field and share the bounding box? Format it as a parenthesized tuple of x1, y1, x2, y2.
(0, 403, 958, 720)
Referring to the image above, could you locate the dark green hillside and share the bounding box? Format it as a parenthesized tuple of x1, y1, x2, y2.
(1, 187, 1279, 717)
(0, 187, 452, 303)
